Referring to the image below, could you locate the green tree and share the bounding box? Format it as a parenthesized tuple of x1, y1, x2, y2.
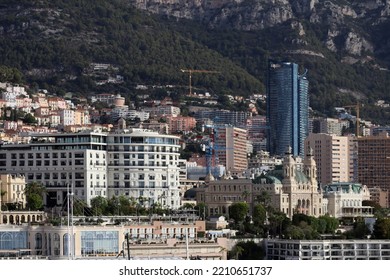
(252, 203, 267, 227)
(241, 190, 250, 203)
(373, 218, 390, 239)
(254, 190, 272, 209)
(344, 218, 371, 239)
(194, 202, 207, 220)
(229, 202, 249, 227)
(27, 193, 44, 211)
(268, 211, 290, 238)
(318, 215, 339, 234)
(285, 225, 305, 239)
(24, 182, 46, 211)
(0, 189, 6, 206)
(90, 196, 108, 216)
(229, 241, 265, 260)
(23, 113, 37, 124)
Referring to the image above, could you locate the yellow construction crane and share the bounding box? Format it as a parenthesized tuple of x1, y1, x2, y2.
(180, 69, 220, 95)
(344, 103, 360, 137)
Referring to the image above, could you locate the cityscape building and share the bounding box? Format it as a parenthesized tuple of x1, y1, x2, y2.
(267, 61, 309, 157)
(215, 126, 248, 173)
(0, 174, 27, 209)
(0, 220, 226, 260)
(357, 132, 390, 206)
(194, 110, 251, 127)
(305, 133, 351, 185)
(0, 128, 182, 209)
(321, 182, 372, 219)
(265, 239, 390, 260)
(254, 147, 323, 218)
(197, 148, 327, 219)
(311, 117, 350, 136)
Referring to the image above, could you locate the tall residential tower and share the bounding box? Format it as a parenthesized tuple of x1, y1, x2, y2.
(267, 61, 309, 157)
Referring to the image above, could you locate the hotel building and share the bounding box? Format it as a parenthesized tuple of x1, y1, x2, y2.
(0, 129, 182, 209)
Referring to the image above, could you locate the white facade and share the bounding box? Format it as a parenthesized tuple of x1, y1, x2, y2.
(321, 182, 372, 218)
(106, 129, 181, 209)
(0, 132, 108, 206)
(265, 239, 390, 260)
(60, 110, 75, 126)
(0, 129, 183, 209)
(128, 110, 150, 121)
(1, 85, 27, 108)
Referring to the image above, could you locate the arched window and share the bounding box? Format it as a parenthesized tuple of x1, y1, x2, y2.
(0, 233, 12, 249)
(53, 233, 60, 256)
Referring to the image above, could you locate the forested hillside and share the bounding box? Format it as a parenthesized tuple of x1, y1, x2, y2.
(1, 0, 390, 123)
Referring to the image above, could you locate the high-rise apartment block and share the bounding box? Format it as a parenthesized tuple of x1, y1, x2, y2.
(357, 132, 390, 206)
(215, 126, 248, 173)
(267, 61, 309, 157)
(305, 133, 352, 185)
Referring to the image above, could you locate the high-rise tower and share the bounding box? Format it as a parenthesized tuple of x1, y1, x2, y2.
(267, 61, 309, 157)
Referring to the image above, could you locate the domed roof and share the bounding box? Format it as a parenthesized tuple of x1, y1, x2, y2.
(184, 188, 197, 199)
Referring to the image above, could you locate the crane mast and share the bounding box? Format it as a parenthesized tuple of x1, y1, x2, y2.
(180, 69, 219, 95)
(344, 103, 360, 137)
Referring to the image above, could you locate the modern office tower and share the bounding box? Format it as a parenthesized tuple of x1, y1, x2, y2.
(215, 126, 248, 173)
(357, 132, 390, 206)
(305, 133, 352, 185)
(0, 129, 182, 209)
(267, 61, 309, 157)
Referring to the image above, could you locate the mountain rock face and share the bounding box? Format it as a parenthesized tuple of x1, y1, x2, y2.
(128, 0, 389, 58)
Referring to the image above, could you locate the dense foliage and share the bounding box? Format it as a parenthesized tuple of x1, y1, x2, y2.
(0, 0, 390, 122)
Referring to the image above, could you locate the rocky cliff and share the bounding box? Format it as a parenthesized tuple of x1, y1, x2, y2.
(128, 0, 389, 60)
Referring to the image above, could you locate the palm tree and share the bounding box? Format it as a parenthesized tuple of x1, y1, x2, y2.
(241, 190, 250, 203)
(230, 244, 244, 260)
(0, 189, 6, 209)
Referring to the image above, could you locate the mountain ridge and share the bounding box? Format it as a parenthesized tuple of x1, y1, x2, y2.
(0, 0, 390, 123)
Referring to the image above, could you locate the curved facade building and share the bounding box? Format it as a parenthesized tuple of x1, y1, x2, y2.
(107, 129, 181, 210)
(267, 61, 309, 157)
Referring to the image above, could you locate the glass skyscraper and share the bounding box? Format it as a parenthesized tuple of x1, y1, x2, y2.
(266, 61, 309, 157)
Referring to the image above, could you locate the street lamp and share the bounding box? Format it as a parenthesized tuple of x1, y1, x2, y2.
(124, 233, 131, 260)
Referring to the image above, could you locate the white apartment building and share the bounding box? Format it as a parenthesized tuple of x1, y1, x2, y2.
(106, 129, 181, 209)
(265, 239, 390, 260)
(0, 129, 182, 209)
(0, 131, 108, 207)
(216, 126, 248, 172)
(128, 110, 149, 122)
(60, 109, 75, 126)
(312, 117, 350, 136)
(142, 105, 181, 117)
(1, 84, 27, 108)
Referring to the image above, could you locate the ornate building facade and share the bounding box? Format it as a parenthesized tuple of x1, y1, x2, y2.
(196, 148, 324, 219)
(254, 147, 323, 218)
